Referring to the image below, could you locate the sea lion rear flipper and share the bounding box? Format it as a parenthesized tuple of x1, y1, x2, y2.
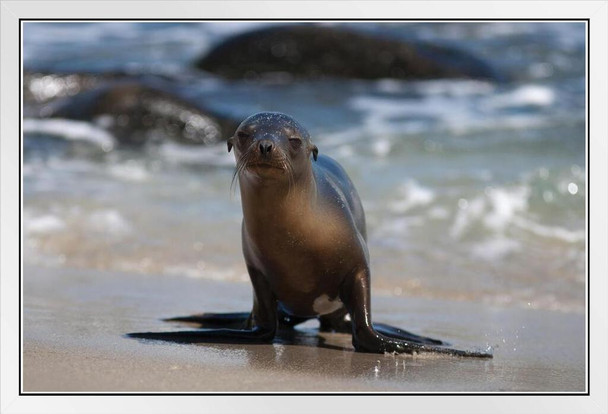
(127, 326, 275, 344)
(163, 310, 310, 329)
(163, 312, 251, 329)
(128, 266, 283, 345)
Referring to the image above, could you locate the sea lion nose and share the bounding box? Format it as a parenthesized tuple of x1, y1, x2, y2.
(259, 140, 273, 156)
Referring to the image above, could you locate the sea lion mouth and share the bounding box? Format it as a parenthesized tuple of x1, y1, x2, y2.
(232, 144, 295, 192)
(246, 162, 286, 171)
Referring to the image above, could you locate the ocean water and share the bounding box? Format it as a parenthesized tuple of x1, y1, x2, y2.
(22, 22, 586, 314)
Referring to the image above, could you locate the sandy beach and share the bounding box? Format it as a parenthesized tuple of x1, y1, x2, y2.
(22, 264, 585, 393)
(18, 21, 589, 395)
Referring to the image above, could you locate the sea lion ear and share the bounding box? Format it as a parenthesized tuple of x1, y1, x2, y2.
(312, 145, 318, 161)
(227, 137, 234, 153)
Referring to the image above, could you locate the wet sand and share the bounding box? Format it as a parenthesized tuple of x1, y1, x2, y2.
(22, 265, 586, 393)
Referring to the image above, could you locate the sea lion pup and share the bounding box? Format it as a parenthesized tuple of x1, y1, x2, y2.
(130, 112, 492, 358)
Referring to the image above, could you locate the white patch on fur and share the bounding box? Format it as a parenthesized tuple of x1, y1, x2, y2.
(312, 294, 343, 315)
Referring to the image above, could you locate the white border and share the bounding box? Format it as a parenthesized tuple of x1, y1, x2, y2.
(2, 1, 607, 413)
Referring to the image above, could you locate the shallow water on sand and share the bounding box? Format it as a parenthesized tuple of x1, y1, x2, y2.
(22, 22, 586, 315)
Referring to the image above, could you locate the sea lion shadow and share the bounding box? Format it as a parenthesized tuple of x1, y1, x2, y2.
(127, 313, 491, 357)
(135, 318, 353, 353)
(126, 317, 493, 382)
(128, 322, 493, 381)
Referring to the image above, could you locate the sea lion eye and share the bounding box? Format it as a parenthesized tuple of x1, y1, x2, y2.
(237, 131, 251, 141)
(289, 138, 302, 149)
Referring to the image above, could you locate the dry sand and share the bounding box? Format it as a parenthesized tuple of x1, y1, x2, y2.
(22, 265, 586, 393)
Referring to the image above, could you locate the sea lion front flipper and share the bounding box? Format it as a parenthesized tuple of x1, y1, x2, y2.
(319, 312, 447, 346)
(340, 268, 493, 358)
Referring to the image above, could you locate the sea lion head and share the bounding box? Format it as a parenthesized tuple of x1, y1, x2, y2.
(228, 112, 318, 183)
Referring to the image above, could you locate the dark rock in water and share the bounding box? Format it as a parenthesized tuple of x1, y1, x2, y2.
(196, 25, 504, 82)
(24, 71, 240, 146)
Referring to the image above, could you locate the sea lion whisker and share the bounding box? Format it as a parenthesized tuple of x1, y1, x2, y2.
(286, 159, 296, 198)
(230, 158, 245, 194)
(280, 159, 291, 197)
(231, 157, 246, 194)
(231, 143, 258, 194)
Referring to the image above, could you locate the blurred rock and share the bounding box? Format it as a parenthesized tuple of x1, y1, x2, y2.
(196, 25, 504, 82)
(24, 71, 240, 146)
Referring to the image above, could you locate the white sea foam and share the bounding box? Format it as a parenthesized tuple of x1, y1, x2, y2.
(347, 94, 471, 139)
(107, 161, 149, 182)
(24, 213, 65, 234)
(483, 186, 530, 232)
(374, 79, 409, 94)
(348, 82, 561, 140)
(512, 217, 585, 243)
(23, 118, 116, 151)
(350, 95, 464, 122)
(373, 78, 493, 97)
(322, 125, 365, 147)
(448, 181, 583, 246)
(389, 180, 435, 213)
(444, 112, 550, 135)
(415, 79, 495, 97)
(487, 85, 556, 109)
(427, 206, 450, 220)
(28, 74, 80, 102)
(372, 139, 392, 157)
(470, 236, 521, 261)
(373, 216, 425, 244)
(334, 144, 356, 158)
(87, 210, 132, 236)
(450, 186, 530, 238)
(450, 196, 486, 239)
